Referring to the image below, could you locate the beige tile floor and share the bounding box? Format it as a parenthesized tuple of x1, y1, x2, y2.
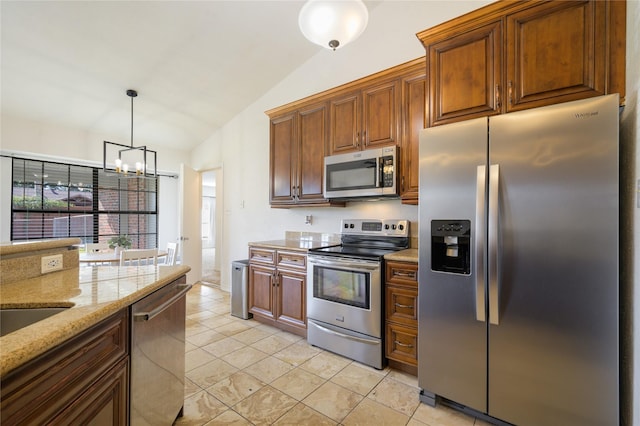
(177, 283, 491, 426)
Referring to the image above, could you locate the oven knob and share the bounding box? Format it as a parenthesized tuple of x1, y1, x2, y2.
(384, 224, 390, 230)
(344, 223, 349, 229)
(399, 224, 404, 231)
(392, 224, 397, 230)
(350, 224, 355, 229)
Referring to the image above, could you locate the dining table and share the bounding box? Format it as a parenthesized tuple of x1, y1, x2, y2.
(79, 250, 167, 265)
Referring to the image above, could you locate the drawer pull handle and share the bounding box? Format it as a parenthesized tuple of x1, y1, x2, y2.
(393, 271, 416, 278)
(394, 303, 413, 309)
(394, 341, 414, 348)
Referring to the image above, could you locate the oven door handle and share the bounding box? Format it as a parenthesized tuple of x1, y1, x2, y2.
(311, 321, 380, 345)
(308, 257, 380, 272)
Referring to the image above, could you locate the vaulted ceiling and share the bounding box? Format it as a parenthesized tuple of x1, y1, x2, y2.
(1, 1, 341, 152)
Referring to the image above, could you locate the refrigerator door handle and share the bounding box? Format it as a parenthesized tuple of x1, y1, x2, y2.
(475, 165, 486, 322)
(489, 164, 500, 325)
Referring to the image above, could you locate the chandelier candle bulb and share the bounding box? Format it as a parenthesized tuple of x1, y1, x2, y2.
(123, 163, 129, 175)
(115, 158, 122, 173)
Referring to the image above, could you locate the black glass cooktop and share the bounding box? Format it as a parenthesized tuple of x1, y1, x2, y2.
(310, 245, 401, 260)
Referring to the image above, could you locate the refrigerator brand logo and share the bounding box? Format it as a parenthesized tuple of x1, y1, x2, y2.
(575, 111, 599, 119)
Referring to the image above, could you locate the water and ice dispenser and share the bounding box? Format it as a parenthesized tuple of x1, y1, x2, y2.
(431, 220, 471, 275)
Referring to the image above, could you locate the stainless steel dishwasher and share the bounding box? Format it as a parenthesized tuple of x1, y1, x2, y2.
(130, 277, 192, 425)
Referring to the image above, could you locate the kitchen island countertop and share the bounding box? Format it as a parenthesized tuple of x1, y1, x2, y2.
(0, 264, 190, 376)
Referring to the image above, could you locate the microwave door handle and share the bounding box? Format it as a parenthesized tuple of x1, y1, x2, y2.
(376, 157, 381, 188)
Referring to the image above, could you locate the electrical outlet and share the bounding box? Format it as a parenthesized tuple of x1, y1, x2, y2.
(41, 254, 63, 274)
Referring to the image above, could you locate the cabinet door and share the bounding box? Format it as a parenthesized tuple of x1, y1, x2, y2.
(362, 80, 400, 149)
(249, 264, 276, 320)
(276, 269, 306, 330)
(329, 92, 360, 154)
(428, 20, 502, 126)
(52, 358, 128, 426)
(297, 103, 328, 203)
(269, 113, 296, 205)
(505, 1, 606, 112)
(399, 71, 426, 204)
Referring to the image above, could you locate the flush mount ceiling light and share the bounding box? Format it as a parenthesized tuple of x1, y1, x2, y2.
(103, 89, 157, 177)
(298, 0, 369, 51)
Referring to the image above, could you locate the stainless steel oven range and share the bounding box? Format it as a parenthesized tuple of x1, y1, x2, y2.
(307, 219, 410, 369)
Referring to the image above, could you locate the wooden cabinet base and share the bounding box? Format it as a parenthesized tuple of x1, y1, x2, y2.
(249, 314, 307, 338)
(387, 359, 417, 376)
(248, 247, 307, 337)
(0, 310, 129, 425)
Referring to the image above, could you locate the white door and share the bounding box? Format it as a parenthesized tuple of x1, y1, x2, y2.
(178, 164, 202, 283)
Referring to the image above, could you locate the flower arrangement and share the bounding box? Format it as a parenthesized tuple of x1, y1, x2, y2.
(108, 235, 132, 250)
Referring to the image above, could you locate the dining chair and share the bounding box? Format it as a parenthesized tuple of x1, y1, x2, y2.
(120, 248, 159, 266)
(85, 242, 110, 253)
(165, 242, 178, 266)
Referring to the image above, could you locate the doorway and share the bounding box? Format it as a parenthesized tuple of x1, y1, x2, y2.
(200, 169, 221, 285)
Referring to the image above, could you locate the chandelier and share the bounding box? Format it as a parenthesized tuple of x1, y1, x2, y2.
(103, 89, 157, 177)
(298, 0, 369, 51)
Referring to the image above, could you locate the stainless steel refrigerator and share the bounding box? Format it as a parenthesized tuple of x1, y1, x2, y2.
(418, 94, 619, 426)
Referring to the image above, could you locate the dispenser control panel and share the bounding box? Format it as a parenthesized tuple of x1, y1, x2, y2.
(431, 220, 471, 275)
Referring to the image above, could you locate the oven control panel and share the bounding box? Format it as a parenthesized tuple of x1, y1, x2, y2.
(341, 219, 409, 237)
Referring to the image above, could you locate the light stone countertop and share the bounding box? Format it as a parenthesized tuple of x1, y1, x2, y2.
(248, 239, 340, 252)
(384, 248, 419, 263)
(0, 238, 81, 256)
(0, 264, 190, 376)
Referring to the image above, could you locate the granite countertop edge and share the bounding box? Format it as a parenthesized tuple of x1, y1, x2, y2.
(0, 264, 191, 377)
(248, 239, 340, 252)
(0, 238, 82, 256)
(384, 248, 419, 263)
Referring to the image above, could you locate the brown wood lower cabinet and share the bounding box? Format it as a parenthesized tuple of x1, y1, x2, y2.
(385, 260, 418, 375)
(0, 309, 129, 425)
(248, 247, 307, 337)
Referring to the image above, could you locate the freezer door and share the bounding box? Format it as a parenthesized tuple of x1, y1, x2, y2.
(487, 95, 619, 426)
(418, 117, 489, 412)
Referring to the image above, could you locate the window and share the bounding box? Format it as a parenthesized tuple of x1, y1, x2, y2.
(11, 158, 158, 248)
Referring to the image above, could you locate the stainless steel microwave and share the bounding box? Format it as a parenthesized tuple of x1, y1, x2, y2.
(324, 146, 397, 199)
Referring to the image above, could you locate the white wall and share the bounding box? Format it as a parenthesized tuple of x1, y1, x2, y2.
(189, 1, 492, 293)
(0, 113, 190, 247)
(621, 1, 640, 425)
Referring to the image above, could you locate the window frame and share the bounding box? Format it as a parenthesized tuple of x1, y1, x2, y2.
(10, 157, 158, 248)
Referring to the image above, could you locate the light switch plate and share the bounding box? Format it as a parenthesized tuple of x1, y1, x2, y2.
(41, 254, 63, 274)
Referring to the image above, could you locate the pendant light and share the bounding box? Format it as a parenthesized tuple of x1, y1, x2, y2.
(298, 0, 369, 51)
(103, 89, 157, 177)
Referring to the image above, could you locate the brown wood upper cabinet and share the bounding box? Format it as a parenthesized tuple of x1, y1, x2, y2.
(418, 0, 626, 127)
(266, 57, 426, 207)
(399, 69, 427, 204)
(269, 102, 337, 207)
(329, 79, 401, 155)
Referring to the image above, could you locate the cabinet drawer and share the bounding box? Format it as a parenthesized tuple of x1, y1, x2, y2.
(386, 323, 418, 366)
(249, 247, 276, 265)
(386, 261, 418, 287)
(276, 251, 307, 271)
(385, 286, 418, 326)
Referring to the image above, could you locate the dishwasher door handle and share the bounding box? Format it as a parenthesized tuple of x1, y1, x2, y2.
(134, 284, 193, 322)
